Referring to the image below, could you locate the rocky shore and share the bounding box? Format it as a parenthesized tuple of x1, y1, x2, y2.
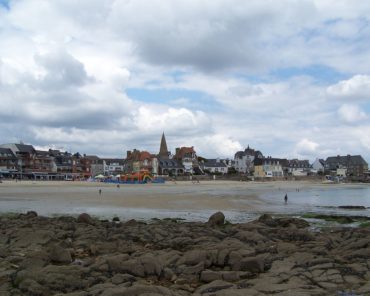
(1, 212, 370, 296)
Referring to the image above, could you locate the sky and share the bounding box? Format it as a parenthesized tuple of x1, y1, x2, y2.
(0, 0, 370, 161)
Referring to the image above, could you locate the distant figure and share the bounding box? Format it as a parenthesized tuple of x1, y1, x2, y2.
(99, 189, 102, 195)
(284, 193, 288, 203)
(117, 184, 120, 188)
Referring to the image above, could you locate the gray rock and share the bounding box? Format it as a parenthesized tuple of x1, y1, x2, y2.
(196, 280, 234, 294)
(77, 213, 93, 224)
(49, 244, 72, 264)
(240, 257, 264, 273)
(200, 270, 223, 282)
(207, 212, 225, 226)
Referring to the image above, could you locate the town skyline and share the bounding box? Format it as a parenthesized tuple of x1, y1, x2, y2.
(1, 1, 370, 160)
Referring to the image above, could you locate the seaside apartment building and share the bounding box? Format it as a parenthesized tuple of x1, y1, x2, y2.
(254, 157, 285, 178)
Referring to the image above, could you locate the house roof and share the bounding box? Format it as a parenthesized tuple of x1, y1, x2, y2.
(203, 159, 227, 168)
(0, 148, 17, 159)
(159, 158, 184, 169)
(286, 159, 310, 168)
(325, 155, 368, 167)
(15, 144, 35, 154)
(175, 147, 196, 159)
(234, 146, 263, 159)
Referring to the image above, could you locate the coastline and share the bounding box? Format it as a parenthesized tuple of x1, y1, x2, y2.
(1, 211, 370, 295)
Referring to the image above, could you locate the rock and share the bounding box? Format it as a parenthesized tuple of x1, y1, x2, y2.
(240, 257, 264, 273)
(338, 206, 366, 210)
(26, 211, 38, 218)
(257, 214, 277, 227)
(49, 244, 72, 264)
(123, 219, 137, 226)
(178, 250, 207, 266)
(19, 278, 49, 295)
(201, 270, 223, 282)
(275, 217, 309, 228)
(139, 254, 163, 276)
(77, 213, 93, 224)
(112, 217, 120, 222)
(208, 212, 225, 226)
(196, 280, 234, 294)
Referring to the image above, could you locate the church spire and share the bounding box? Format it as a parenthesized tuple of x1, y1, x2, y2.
(159, 132, 169, 158)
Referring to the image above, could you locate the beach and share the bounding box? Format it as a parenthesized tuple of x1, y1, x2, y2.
(1, 180, 370, 222)
(1, 181, 370, 295)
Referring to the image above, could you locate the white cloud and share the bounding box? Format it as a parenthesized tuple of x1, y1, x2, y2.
(338, 104, 368, 123)
(0, 1, 370, 161)
(327, 75, 370, 100)
(295, 139, 319, 158)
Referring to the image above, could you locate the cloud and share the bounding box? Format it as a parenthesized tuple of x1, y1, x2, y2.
(338, 104, 368, 123)
(0, 1, 370, 161)
(294, 138, 319, 158)
(327, 75, 370, 100)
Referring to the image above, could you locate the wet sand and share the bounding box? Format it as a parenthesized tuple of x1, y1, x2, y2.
(0, 180, 369, 221)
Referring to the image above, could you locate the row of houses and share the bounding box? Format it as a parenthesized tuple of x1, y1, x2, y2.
(233, 147, 368, 178)
(0, 135, 368, 179)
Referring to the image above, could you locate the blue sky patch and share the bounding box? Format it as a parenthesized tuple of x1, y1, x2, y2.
(271, 65, 348, 84)
(0, 0, 9, 9)
(126, 88, 220, 111)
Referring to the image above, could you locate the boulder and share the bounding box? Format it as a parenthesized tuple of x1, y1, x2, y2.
(257, 214, 277, 227)
(208, 212, 225, 226)
(240, 257, 264, 273)
(49, 244, 72, 264)
(201, 270, 223, 282)
(26, 211, 38, 218)
(77, 213, 93, 224)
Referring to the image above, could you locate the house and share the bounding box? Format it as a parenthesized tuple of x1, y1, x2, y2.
(312, 158, 325, 174)
(254, 157, 285, 178)
(0, 148, 17, 176)
(174, 146, 202, 174)
(124, 149, 158, 175)
(234, 146, 263, 175)
(158, 159, 184, 176)
(83, 155, 104, 177)
(201, 158, 228, 174)
(103, 158, 125, 176)
(325, 155, 368, 177)
(285, 159, 311, 176)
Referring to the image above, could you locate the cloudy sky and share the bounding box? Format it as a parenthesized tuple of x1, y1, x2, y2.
(1, 0, 370, 161)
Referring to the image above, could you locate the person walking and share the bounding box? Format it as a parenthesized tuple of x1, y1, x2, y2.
(284, 193, 288, 203)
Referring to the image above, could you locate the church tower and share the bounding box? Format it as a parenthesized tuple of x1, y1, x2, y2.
(159, 132, 170, 159)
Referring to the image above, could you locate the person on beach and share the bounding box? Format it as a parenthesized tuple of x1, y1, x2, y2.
(99, 189, 102, 195)
(284, 193, 288, 203)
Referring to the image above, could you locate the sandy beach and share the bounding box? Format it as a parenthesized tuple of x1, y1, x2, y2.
(1, 180, 369, 222)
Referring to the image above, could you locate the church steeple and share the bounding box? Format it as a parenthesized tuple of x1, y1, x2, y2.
(159, 132, 169, 159)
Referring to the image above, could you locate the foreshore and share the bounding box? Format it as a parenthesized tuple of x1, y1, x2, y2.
(1, 180, 370, 222)
(1, 211, 370, 295)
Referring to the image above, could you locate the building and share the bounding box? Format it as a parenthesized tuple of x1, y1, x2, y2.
(234, 146, 263, 175)
(174, 146, 202, 174)
(201, 158, 228, 174)
(325, 155, 368, 177)
(254, 157, 285, 178)
(285, 159, 311, 176)
(103, 158, 125, 176)
(158, 159, 184, 176)
(312, 158, 325, 174)
(0, 148, 17, 176)
(83, 155, 104, 177)
(1, 143, 55, 178)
